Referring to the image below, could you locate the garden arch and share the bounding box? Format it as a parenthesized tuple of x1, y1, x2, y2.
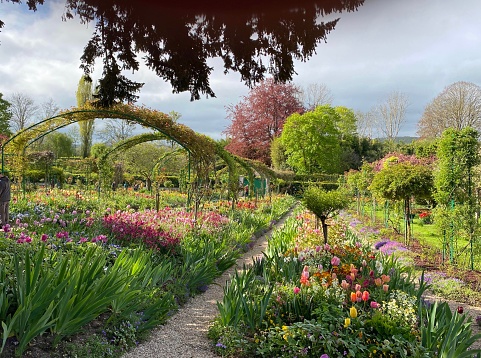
(2, 103, 218, 183)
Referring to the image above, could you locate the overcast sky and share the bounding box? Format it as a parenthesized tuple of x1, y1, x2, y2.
(1, 0, 480, 140)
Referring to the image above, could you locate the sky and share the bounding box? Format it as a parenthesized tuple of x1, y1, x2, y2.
(1, 0, 480, 140)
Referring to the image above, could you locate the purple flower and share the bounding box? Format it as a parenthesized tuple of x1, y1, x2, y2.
(320, 354, 330, 358)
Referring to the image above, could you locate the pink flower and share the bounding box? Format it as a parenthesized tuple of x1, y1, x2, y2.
(370, 301, 380, 309)
(341, 280, 350, 290)
(354, 284, 361, 292)
(293, 287, 301, 294)
(331, 256, 341, 266)
(383, 284, 389, 292)
(41, 234, 48, 242)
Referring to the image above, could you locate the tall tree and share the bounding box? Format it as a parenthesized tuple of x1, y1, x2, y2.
(1, 0, 365, 106)
(7, 92, 38, 132)
(280, 104, 341, 174)
(417, 81, 481, 139)
(76, 76, 95, 157)
(301, 83, 333, 111)
(224, 78, 304, 165)
(375, 91, 409, 146)
(0, 93, 12, 137)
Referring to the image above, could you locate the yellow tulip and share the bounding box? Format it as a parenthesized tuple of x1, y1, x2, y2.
(350, 306, 358, 318)
(344, 318, 351, 328)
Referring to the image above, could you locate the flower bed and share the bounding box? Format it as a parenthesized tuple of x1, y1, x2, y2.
(0, 190, 295, 357)
(209, 210, 481, 357)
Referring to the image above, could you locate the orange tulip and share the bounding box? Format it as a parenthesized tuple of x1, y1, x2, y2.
(350, 291, 357, 302)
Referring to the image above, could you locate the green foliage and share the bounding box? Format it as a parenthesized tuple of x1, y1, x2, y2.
(434, 127, 479, 205)
(369, 162, 433, 202)
(433, 127, 480, 264)
(302, 186, 349, 221)
(281, 105, 342, 174)
(40, 132, 76, 158)
(420, 301, 481, 357)
(0, 93, 12, 137)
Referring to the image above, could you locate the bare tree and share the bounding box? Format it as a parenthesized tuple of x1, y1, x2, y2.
(40, 98, 60, 119)
(301, 83, 333, 111)
(8, 92, 38, 132)
(375, 91, 409, 143)
(417, 81, 481, 139)
(97, 119, 136, 146)
(355, 109, 377, 139)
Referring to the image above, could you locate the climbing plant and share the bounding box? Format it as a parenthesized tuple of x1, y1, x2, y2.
(433, 127, 480, 267)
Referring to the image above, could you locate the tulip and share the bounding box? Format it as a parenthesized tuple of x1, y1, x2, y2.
(355, 284, 361, 291)
(457, 306, 464, 314)
(356, 290, 362, 302)
(381, 274, 391, 283)
(374, 278, 382, 286)
(293, 286, 300, 294)
(341, 280, 350, 290)
(383, 284, 389, 292)
(361, 290, 370, 302)
(331, 256, 341, 266)
(350, 292, 357, 302)
(350, 306, 358, 318)
(370, 301, 380, 309)
(344, 318, 351, 328)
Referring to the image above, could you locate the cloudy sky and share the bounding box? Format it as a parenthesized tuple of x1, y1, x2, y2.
(1, 0, 480, 140)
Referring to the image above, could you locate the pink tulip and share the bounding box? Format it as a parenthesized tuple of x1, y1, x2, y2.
(293, 287, 301, 294)
(331, 256, 341, 266)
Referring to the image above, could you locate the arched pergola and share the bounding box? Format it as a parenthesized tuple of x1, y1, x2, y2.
(2, 103, 217, 177)
(1, 102, 294, 205)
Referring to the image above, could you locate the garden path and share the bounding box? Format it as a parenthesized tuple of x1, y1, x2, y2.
(123, 208, 295, 358)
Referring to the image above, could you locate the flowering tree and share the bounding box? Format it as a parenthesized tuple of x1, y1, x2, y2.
(224, 78, 304, 165)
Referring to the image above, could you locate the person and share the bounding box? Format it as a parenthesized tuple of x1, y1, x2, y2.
(0, 174, 11, 228)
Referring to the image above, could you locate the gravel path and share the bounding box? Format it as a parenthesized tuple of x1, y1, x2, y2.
(123, 210, 294, 358)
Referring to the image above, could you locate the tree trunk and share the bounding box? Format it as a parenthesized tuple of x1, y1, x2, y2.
(321, 215, 328, 244)
(404, 197, 411, 245)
